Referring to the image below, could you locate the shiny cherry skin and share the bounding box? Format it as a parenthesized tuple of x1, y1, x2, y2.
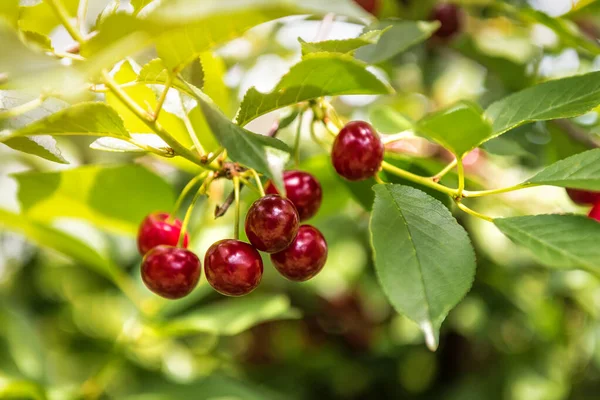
(245, 194, 300, 253)
(141, 245, 201, 299)
(431, 3, 463, 39)
(354, 0, 379, 14)
(265, 171, 323, 221)
(331, 121, 384, 181)
(204, 239, 263, 296)
(270, 225, 328, 282)
(137, 212, 189, 255)
(566, 188, 600, 205)
(589, 203, 600, 222)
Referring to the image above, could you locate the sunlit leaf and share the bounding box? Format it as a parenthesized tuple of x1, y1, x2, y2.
(299, 29, 387, 56)
(1, 134, 68, 164)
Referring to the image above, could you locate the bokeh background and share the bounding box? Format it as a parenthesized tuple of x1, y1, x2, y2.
(2, 0, 600, 399)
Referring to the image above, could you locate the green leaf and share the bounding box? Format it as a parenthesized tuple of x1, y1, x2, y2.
(90, 134, 167, 153)
(485, 71, 600, 138)
(1, 134, 68, 164)
(13, 102, 129, 139)
(494, 215, 600, 275)
(236, 53, 393, 127)
(198, 96, 291, 189)
(0, 0, 19, 28)
(19, 0, 79, 36)
(355, 19, 440, 64)
(13, 165, 174, 235)
(0, 209, 120, 280)
(526, 149, 600, 190)
(158, 294, 300, 337)
(369, 105, 415, 134)
(0, 377, 47, 400)
(138, 58, 204, 95)
(417, 101, 492, 157)
(299, 29, 387, 56)
(370, 184, 476, 350)
(22, 31, 53, 52)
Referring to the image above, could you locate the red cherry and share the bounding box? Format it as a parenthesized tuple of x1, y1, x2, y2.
(204, 239, 263, 296)
(566, 188, 600, 205)
(270, 225, 327, 282)
(431, 4, 463, 39)
(137, 212, 189, 255)
(245, 194, 300, 253)
(332, 121, 384, 181)
(589, 203, 600, 222)
(141, 245, 201, 299)
(265, 171, 323, 221)
(354, 0, 379, 14)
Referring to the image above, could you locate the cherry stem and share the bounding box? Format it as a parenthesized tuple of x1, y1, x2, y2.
(381, 161, 458, 197)
(456, 158, 465, 197)
(293, 111, 304, 167)
(178, 173, 214, 247)
(431, 159, 457, 182)
(463, 183, 535, 198)
(46, 0, 86, 44)
(233, 176, 241, 240)
(169, 171, 209, 222)
(247, 169, 266, 197)
(178, 91, 205, 157)
(152, 74, 172, 122)
(454, 201, 494, 222)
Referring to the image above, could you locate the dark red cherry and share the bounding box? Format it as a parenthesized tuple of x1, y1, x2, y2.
(265, 171, 323, 221)
(431, 3, 463, 39)
(137, 212, 189, 255)
(245, 194, 300, 253)
(204, 239, 263, 296)
(331, 121, 384, 181)
(141, 245, 201, 299)
(589, 203, 600, 222)
(354, 0, 379, 14)
(270, 225, 327, 282)
(566, 188, 600, 205)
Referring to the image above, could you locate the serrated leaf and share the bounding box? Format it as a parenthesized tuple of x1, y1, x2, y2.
(13, 164, 175, 235)
(2, 134, 68, 164)
(526, 148, 600, 190)
(198, 96, 290, 189)
(236, 53, 393, 127)
(138, 58, 204, 95)
(19, 0, 79, 36)
(355, 19, 440, 64)
(417, 101, 492, 157)
(299, 29, 386, 56)
(158, 294, 300, 337)
(494, 215, 600, 274)
(485, 71, 600, 138)
(370, 184, 476, 351)
(13, 102, 129, 138)
(22, 31, 53, 51)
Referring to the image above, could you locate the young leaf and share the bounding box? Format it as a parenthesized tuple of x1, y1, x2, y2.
(526, 148, 600, 190)
(494, 215, 600, 275)
(236, 53, 393, 127)
(157, 294, 300, 337)
(13, 164, 175, 235)
(299, 29, 386, 56)
(355, 20, 440, 64)
(416, 101, 492, 157)
(485, 71, 600, 137)
(370, 184, 476, 350)
(1, 134, 68, 164)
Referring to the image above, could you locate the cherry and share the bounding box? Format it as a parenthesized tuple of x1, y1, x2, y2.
(245, 194, 300, 253)
(270, 225, 327, 282)
(265, 171, 323, 221)
(137, 212, 189, 255)
(331, 121, 384, 181)
(431, 3, 463, 39)
(566, 188, 600, 205)
(141, 245, 201, 299)
(354, 0, 379, 14)
(204, 239, 263, 296)
(589, 203, 600, 222)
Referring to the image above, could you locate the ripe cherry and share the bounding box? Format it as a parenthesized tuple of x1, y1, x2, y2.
(566, 188, 600, 205)
(431, 3, 463, 39)
(265, 171, 323, 221)
(245, 194, 300, 253)
(589, 203, 600, 222)
(271, 225, 328, 282)
(354, 0, 379, 14)
(204, 239, 263, 296)
(331, 121, 384, 181)
(137, 212, 189, 255)
(141, 245, 201, 299)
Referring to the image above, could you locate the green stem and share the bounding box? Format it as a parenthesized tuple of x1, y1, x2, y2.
(293, 111, 304, 167)
(239, 177, 261, 194)
(454, 201, 494, 223)
(247, 169, 266, 197)
(381, 161, 458, 197)
(309, 120, 329, 151)
(45, 0, 86, 44)
(77, 0, 89, 31)
(0, 96, 44, 119)
(463, 183, 535, 198)
(431, 159, 457, 182)
(152, 75, 172, 122)
(177, 173, 213, 247)
(456, 158, 465, 197)
(233, 176, 241, 240)
(178, 91, 204, 156)
(170, 172, 209, 220)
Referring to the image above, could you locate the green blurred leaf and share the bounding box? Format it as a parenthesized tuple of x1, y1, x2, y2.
(355, 19, 440, 64)
(1, 134, 68, 164)
(89, 134, 167, 153)
(19, 0, 78, 36)
(369, 105, 414, 134)
(138, 58, 204, 94)
(158, 294, 300, 336)
(485, 71, 600, 138)
(0, 377, 47, 400)
(494, 215, 600, 275)
(527, 149, 600, 190)
(0, 0, 18, 28)
(14, 164, 174, 235)
(299, 29, 387, 56)
(236, 53, 393, 127)
(22, 31, 53, 52)
(417, 101, 492, 157)
(370, 184, 476, 351)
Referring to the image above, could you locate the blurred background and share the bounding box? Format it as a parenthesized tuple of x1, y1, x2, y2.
(2, 0, 600, 399)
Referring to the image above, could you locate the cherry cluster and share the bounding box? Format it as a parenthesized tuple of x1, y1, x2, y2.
(567, 189, 600, 222)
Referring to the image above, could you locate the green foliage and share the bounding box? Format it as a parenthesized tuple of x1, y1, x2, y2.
(526, 148, 600, 190)
(1, 134, 68, 164)
(299, 29, 387, 56)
